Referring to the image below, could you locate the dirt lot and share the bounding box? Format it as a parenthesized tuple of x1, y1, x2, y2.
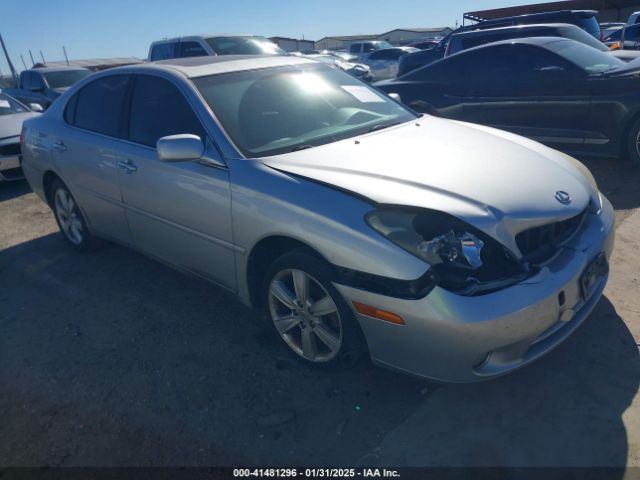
(0, 156, 639, 468)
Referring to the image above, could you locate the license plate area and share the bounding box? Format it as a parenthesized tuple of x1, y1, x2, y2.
(580, 252, 608, 301)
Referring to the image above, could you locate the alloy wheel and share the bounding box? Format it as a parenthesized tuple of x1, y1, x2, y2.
(268, 269, 343, 362)
(54, 189, 83, 245)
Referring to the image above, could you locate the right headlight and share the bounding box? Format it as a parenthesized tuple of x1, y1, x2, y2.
(366, 208, 531, 295)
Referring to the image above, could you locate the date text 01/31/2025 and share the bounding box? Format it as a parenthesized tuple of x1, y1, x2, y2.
(232, 468, 401, 478)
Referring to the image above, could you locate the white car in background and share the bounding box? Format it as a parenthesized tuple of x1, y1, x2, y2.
(148, 34, 286, 61)
(360, 47, 420, 81)
(0, 92, 40, 182)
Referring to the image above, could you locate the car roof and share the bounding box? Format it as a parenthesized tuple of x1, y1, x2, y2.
(148, 54, 315, 78)
(151, 34, 259, 44)
(452, 23, 577, 37)
(455, 36, 571, 54)
(29, 66, 90, 73)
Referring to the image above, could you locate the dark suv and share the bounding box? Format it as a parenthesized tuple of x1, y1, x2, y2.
(398, 10, 601, 76)
(445, 23, 606, 56)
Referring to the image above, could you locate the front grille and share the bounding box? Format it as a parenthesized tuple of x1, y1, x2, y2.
(516, 210, 587, 264)
(0, 143, 20, 157)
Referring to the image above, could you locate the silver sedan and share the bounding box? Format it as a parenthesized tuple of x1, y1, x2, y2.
(360, 47, 420, 81)
(20, 55, 614, 382)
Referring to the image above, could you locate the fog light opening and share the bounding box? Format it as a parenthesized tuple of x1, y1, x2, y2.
(352, 302, 405, 325)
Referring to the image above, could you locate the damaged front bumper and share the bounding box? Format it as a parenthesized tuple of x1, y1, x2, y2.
(334, 195, 616, 383)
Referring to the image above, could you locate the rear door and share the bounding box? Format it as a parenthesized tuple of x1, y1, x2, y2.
(117, 74, 236, 290)
(15, 72, 39, 107)
(51, 74, 133, 245)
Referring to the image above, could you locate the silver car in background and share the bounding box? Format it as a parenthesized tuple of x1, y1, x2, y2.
(0, 92, 39, 181)
(303, 54, 373, 81)
(360, 47, 420, 80)
(21, 56, 614, 382)
(148, 34, 286, 61)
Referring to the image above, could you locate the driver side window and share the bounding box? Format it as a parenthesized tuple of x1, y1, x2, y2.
(127, 75, 207, 148)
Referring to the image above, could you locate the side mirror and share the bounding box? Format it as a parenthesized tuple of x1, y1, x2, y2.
(156, 134, 204, 162)
(29, 103, 43, 112)
(388, 92, 402, 102)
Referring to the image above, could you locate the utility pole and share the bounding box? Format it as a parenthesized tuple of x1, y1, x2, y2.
(40, 50, 45, 63)
(62, 46, 69, 66)
(28, 49, 35, 66)
(20, 54, 27, 70)
(0, 33, 18, 79)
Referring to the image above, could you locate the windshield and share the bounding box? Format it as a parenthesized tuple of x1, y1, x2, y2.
(332, 51, 358, 62)
(562, 26, 609, 52)
(374, 41, 394, 50)
(574, 15, 601, 38)
(548, 39, 625, 74)
(205, 36, 285, 55)
(192, 63, 415, 157)
(0, 93, 28, 115)
(43, 70, 92, 89)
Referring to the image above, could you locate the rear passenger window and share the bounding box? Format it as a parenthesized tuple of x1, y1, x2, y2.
(179, 41, 208, 58)
(70, 75, 130, 137)
(128, 75, 206, 148)
(150, 43, 178, 61)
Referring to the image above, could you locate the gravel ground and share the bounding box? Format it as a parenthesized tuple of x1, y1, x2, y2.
(0, 155, 638, 467)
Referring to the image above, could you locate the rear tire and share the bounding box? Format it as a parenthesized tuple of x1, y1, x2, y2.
(625, 117, 640, 165)
(262, 250, 367, 369)
(49, 178, 101, 251)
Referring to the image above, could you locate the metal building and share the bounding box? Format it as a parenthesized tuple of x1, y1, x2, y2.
(464, 0, 640, 24)
(377, 27, 453, 45)
(269, 37, 316, 53)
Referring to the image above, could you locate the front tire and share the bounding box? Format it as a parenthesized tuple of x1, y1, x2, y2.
(263, 250, 366, 369)
(49, 178, 100, 251)
(626, 117, 640, 165)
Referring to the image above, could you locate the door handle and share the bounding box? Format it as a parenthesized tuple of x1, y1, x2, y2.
(52, 140, 67, 152)
(117, 159, 138, 174)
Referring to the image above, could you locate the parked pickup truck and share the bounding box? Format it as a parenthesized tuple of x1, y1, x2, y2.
(3, 67, 92, 110)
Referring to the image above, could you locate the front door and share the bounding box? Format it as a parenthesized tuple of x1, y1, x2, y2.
(117, 74, 236, 290)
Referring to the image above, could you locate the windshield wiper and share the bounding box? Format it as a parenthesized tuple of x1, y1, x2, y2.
(291, 144, 315, 152)
(368, 121, 402, 133)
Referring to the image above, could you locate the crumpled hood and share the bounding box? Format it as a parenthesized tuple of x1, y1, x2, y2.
(259, 116, 598, 252)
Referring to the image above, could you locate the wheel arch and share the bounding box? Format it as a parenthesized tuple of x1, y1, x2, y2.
(245, 235, 331, 310)
(619, 108, 640, 158)
(42, 169, 63, 207)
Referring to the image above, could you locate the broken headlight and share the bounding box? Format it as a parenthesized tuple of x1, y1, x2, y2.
(366, 208, 530, 295)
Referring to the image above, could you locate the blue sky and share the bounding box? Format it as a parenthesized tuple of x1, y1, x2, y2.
(0, 0, 541, 74)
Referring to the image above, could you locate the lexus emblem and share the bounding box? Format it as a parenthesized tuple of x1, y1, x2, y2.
(555, 191, 572, 205)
